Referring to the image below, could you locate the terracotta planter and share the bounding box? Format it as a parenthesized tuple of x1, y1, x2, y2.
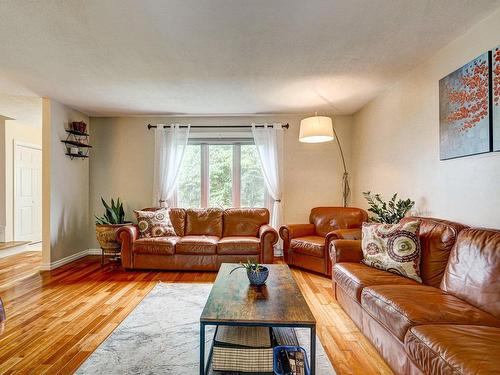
(95, 223, 130, 250)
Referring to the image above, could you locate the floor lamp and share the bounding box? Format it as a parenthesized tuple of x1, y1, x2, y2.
(299, 115, 351, 207)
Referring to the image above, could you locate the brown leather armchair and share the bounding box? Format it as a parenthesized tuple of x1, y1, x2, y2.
(279, 207, 367, 276)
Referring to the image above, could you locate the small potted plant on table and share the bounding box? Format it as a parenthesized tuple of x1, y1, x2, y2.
(230, 260, 269, 286)
(95, 197, 131, 266)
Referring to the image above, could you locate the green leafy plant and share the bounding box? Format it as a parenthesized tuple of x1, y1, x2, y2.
(229, 259, 264, 274)
(363, 191, 415, 224)
(95, 197, 126, 225)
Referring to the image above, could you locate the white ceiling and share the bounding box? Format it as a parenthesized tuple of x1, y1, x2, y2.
(0, 0, 499, 116)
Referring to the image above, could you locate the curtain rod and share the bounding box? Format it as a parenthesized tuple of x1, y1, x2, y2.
(147, 123, 289, 130)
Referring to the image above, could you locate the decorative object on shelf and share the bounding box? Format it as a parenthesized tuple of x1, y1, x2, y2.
(493, 45, 500, 151)
(62, 121, 91, 159)
(95, 197, 131, 266)
(230, 260, 269, 286)
(71, 121, 87, 134)
(299, 114, 350, 207)
(362, 191, 415, 224)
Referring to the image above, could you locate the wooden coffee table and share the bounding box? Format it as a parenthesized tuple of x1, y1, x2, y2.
(200, 263, 317, 375)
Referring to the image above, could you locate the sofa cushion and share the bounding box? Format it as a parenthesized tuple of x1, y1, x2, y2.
(217, 236, 260, 255)
(400, 217, 467, 288)
(405, 325, 500, 375)
(362, 221, 422, 283)
(290, 236, 324, 257)
(333, 263, 418, 302)
(361, 285, 500, 342)
(176, 235, 218, 254)
(133, 236, 179, 255)
(139, 207, 186, 236)
(134, 208, 176, 238)
(169, 208, 186, 236)
(222, 208, 269, 237)
(441, 228, 500, 319)
(185, 208, 223, 237)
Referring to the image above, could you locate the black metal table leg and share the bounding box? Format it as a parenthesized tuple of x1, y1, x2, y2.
(200, 322, 205, 375)
(310, 325, 316, 375)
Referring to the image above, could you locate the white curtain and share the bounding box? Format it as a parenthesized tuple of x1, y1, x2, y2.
(252, 124, 284, 240)
(153, 124, 190, 207)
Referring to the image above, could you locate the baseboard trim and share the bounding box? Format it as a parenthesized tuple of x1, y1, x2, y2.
(87, 248, 102, 255)
(40, 249, 93, 271)
(0, 243, 29, 259)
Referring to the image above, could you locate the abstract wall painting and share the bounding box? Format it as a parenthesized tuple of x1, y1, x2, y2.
(493, 45, 500, 151)
(439, 52, 491, 160)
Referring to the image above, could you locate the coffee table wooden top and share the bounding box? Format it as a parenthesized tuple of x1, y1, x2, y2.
(200, 263, 316, 326)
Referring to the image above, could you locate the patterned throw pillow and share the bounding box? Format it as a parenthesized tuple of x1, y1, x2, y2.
(361, 220, 422, 282)
(134, 208, 176, 238)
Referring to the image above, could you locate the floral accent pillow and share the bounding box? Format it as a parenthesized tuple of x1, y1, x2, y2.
(361, 220, 422, 282)
(134, 208, 176, 238)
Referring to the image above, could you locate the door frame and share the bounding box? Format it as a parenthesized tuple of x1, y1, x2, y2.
(13, 141, 42, 243)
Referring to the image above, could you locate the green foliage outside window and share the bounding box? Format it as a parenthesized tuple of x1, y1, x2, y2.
(209, 145, 233, 208)
(176, 143, 266, 209)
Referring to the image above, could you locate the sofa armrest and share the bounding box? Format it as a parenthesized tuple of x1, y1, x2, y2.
(279, 223, 315, 262)
(116, 225, 139, 269)
(330, 239, 363, 264)
(332, 228, 362, 240)
(259, 224, 278, 264)
(279, 224, 315, 241)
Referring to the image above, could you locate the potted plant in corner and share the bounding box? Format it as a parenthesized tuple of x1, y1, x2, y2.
(363, 191, 415, 224)
(95, 197, 131, 265)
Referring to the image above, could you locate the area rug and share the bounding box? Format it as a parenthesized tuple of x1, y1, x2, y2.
(76, 283, 336, 374)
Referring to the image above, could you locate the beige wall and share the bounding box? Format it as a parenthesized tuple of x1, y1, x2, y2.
(351, 7, 500, 228)
(89, 115, 352, 248)
(42, 98, 89, 266)
(4, 121, 42, 241)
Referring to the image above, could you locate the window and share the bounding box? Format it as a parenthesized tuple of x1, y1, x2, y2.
(176, 142, 267, 208)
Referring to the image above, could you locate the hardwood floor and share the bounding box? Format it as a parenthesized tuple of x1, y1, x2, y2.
(0, 252, 393, 374)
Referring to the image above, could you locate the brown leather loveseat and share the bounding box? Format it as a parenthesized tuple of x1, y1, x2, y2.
(117, 207, 278, 271)
(331, 217, 500, 374)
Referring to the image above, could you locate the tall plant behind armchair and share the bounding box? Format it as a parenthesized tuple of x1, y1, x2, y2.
(363, 191, 415, 224)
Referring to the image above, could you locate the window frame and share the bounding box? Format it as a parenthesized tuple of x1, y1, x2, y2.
(175, 139, 268, 209)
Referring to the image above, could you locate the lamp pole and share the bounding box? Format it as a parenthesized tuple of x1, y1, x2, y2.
(331, 125, 350, 207)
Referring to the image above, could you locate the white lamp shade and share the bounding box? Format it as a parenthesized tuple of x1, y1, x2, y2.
(299, 116, 334, 143)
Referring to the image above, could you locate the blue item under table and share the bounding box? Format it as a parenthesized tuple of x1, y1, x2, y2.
(273, 345, 310, 375)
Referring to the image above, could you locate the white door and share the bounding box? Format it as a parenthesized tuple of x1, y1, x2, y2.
(14, 144, 42, 243)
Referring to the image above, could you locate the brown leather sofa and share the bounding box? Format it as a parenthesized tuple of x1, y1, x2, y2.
(331, 217, 500, 374)
(117, 207, 278, 271)
(279, 207, 367, 276)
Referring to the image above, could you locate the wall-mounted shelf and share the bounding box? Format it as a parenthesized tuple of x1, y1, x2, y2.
(63, 123, 91, 160)
(66, 129, 90, 137)
(65, 153, 89, 159)
(61, 140, 93, 148)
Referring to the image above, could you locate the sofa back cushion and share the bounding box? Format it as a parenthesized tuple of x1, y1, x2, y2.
(141, 207, 186, 236)
(185, 208, 223, 237)
(441, 228, 500, 319)
(400, 217, 467, 288)
(222, 208, 269, 237)
(310, 207, 368, 237)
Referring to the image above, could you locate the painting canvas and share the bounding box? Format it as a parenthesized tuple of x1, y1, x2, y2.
(493, 46, 500, 151)
(439, 52, 491, 160)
